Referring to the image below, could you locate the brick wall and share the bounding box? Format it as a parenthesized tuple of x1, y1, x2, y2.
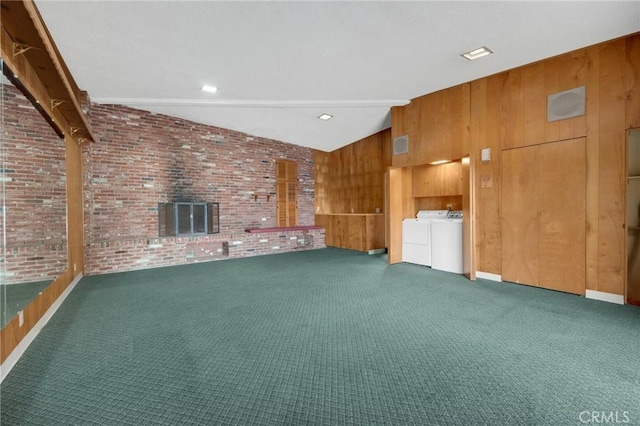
(84, 104, 323, 274)
(1, 84, 68, 284)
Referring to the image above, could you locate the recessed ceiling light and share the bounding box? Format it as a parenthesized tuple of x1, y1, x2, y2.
(201, 85, 218, 93)
(318, 113, 333, 121)
(462, 46, 493, 61)
(429, 160, 449, 165)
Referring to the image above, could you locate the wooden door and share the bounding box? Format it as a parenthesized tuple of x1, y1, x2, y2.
(538, 138, 586, 294)
(502, 145, 540, 286)
(501, 138, 586, 294)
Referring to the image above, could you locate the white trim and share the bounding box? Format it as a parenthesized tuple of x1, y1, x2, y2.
(585, 289, 624, 305)
(475, 271, 502, 282)
(1, 274, 83, 383)
(91, 98, 411, 108)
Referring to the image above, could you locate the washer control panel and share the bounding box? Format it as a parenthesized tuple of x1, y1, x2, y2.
(447, 211, 463, 219)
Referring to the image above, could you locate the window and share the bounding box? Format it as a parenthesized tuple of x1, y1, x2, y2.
(276, 160, 297, 227)
(159, 202, 219, 237)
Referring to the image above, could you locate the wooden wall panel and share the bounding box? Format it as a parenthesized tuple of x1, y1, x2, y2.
(585, 45, 601, 291)
(462, 157, 474, 279)
(67, 137, 85, 278)
(470, 77, 503, 275)
(314, 129, 391, 214)
(501, 145, 540, 286)
(387, 167, 414, 263)
(315, 214, 384, 252)
(596, 40, 627, 295)
(466, 34, 635, 293)
(414, 196, 462, 212)
(538, 138, 586, 295)
(392, 84, 470, 167)
(522, 62, 546, 147)
(500, 51, 588, 151)
(314, 150, 331, 214)
(501, 67, 524, 150)
(373, 214, 385, 250)
(626, 35, 640, 129)
(390, 106, 409, 166)
(557, 51, 589, 141)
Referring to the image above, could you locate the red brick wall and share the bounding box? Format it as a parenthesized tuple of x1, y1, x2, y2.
(84, 104, 323, 274)
(2, 84, 68, 284)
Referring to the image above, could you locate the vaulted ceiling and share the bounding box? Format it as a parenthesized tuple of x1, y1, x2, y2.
(35, 1, 640, 152)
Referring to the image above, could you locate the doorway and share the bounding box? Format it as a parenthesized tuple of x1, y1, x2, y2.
(627, 129, 640, 305)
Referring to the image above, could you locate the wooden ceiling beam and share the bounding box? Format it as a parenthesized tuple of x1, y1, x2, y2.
(1, 0, 94, 144)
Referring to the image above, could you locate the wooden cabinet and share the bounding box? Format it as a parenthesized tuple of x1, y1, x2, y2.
(502, 137, 586, 294)
(412, 161, 462, 198)
(315, 213, 384, 252)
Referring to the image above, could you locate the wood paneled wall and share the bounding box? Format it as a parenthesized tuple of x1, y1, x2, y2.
(315, 214, 384, 252)
(314, 129, 391, 214)
(384, 32, 639, 296)
(626, 35, 640, 130)
(469, 34, 639, 296)
(387, 167, 414, 263)
(391, 84, 470, 167)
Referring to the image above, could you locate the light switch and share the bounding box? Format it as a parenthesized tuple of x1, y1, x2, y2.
(481, 148, 491, 162)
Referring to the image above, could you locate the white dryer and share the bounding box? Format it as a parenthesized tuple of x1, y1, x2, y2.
(430, 211, 463, 274)
(402, 210, 449, 266)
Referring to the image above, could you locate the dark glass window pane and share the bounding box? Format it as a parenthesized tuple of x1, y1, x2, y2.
(158, 203, 176, 237)
(177, 204, 191, 234)
(193, 204, 206, 233)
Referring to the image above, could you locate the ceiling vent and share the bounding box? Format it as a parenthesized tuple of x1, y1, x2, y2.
(393, 135, 409, 155)
(547, 86, 585, 122)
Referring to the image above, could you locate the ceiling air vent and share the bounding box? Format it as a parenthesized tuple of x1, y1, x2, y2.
(547, 86, 585, 122)
(393, 135, 409, 155)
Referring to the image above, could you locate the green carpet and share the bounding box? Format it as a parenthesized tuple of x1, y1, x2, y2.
(1, 248, 639, 425)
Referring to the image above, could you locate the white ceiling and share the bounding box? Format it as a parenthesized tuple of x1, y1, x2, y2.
(35, 1, 640, 152)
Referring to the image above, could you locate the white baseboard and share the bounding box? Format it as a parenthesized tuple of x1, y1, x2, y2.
(585, 289, 624, 305)
(475, 271, 502, 282)
(1, 274, 82, 383)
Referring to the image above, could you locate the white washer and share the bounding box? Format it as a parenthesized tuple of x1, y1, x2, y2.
(430, 211, 463, 274)
(402, 210, 449, 266)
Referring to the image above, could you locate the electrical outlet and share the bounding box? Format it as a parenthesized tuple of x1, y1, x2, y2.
(446, 203, 453, 209)
(18, 310, 24, 327)
(73, 263, 77, 272)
